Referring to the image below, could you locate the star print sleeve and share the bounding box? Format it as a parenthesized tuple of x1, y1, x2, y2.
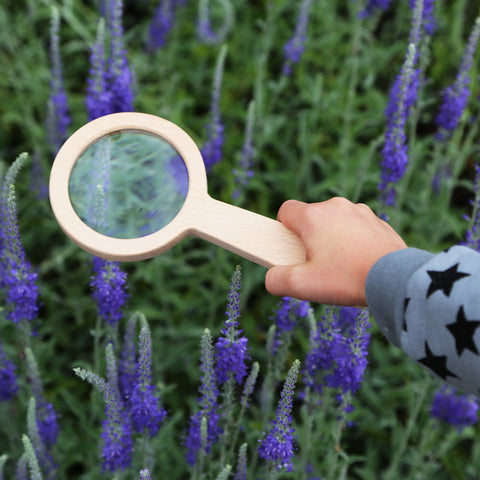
(365, 245, 480, 395)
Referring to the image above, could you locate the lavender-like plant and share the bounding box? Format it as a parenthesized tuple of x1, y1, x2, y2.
(197, 0, 234, 45)
(281, 0, 313, 76)
(233, 443, 247, 480)
(147, 0, 186, 51)
(258, 359, 300, 476)
(303, 308, 370, 411)
(25, 349, 59, 451)
(106, 0, 134, 113)
(435, 17, 480, 140)
(75, 344, 133, 472)
(232, 101, 255, 201)
(0, 337, 18, 401)
(379, 0, 424, 209)
(430, 385, 479, 431)
(215, 266, 249, 386)
(86, 19, 112, 121)
(46, 7, 71, 154)
(130, 323, 167, 437)
(21, 435, 43, 480)
(26, 397, 56, 480)
(118, 312, 139, 402)
(90, 256, 128, 328)
(1, 157, 39, 327)
(201, 45, 227, 171)
(184, 328, 221, 467)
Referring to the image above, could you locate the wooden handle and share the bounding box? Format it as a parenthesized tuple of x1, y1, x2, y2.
(187, 196, 307, 268)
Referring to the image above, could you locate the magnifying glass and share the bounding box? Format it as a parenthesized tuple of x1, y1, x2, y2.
(49, 112, 306, 268)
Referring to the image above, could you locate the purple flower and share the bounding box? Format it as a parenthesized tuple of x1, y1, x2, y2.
(130, 325, 167, 437)
(106, 0, 134, 113)
(91, 256, 128, 327)
(234, 443, 247, 480)
(101, 344, 133, 472)
(101, 389, 133, 472)
(379, 43, 417, 208)
(118, 314, 138, 402)
(184, 328, 221, 466)
(409, 0, 437, 35)
(215, 267, 249, 385)
(258, 359, 300, 472)
(1, 182, 39, 325)
(147, 0, 186, 51)
(282, 0, 313, 76)
(431, 386, 478, 431)
(0, 339, 18, 401)
(435, 18, 480, 139)
(304, 308, 370, 409)
(270, 297, 311, 355)
(86, 19, 113, 121)
(46, 7, 71, 154)
(201, 46, 227, 171)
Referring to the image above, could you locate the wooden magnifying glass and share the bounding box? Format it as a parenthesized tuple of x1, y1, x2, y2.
(49, 112, 306, 268)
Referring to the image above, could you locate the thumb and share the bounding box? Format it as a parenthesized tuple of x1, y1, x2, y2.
(265, 263, 315, 301)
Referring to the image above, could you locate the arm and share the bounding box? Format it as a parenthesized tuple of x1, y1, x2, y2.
(266, 198, 480, 394)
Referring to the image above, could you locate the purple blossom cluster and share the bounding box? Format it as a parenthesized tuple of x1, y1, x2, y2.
(86, 0, 134, 121)
(0, 338, 18, 401)
(147, 0, 187, 51)
(201, 46, 227, 171)
(91, 256, 128, 327)
(271, 296, 311, 355)
(430, 385, 478, 430)
(304, 308, 370, 409)
(184, 328, 222, 466)
(282, 0, 313, 76)
(258, 359, 300, 472)
(215, 267, 249, 385)
(435, 17, 480, 140)
(130, 326, 167, 437)
(46, 7, 71, 154)
(1, 163, 39, 326)
(77, 320, 166, 473)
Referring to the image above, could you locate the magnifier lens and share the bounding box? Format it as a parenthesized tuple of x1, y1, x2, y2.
(68, 131, 188, 239)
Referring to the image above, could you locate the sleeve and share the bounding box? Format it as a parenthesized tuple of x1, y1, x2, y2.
(365, 245, 480, 396)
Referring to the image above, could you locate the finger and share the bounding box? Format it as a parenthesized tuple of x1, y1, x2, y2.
(265, 263, 321, 302)
(276, 200, 308, 232)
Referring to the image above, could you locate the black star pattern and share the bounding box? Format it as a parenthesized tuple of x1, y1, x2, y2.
(403, 298, 410, 332)
(446, 306, 480, 356)
(426, 263, 470, 298)
(418, 342, 458, 380)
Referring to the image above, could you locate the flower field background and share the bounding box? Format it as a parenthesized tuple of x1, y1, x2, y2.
(2, 0, 480, 478)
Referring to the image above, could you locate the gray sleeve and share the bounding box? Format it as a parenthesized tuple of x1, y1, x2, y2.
(366, 245, 480, 396)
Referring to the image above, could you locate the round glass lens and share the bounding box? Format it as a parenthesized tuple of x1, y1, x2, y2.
(69, 131, 188, 239)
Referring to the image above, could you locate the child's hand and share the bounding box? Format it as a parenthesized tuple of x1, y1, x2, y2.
(265, 198, 407, 306)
